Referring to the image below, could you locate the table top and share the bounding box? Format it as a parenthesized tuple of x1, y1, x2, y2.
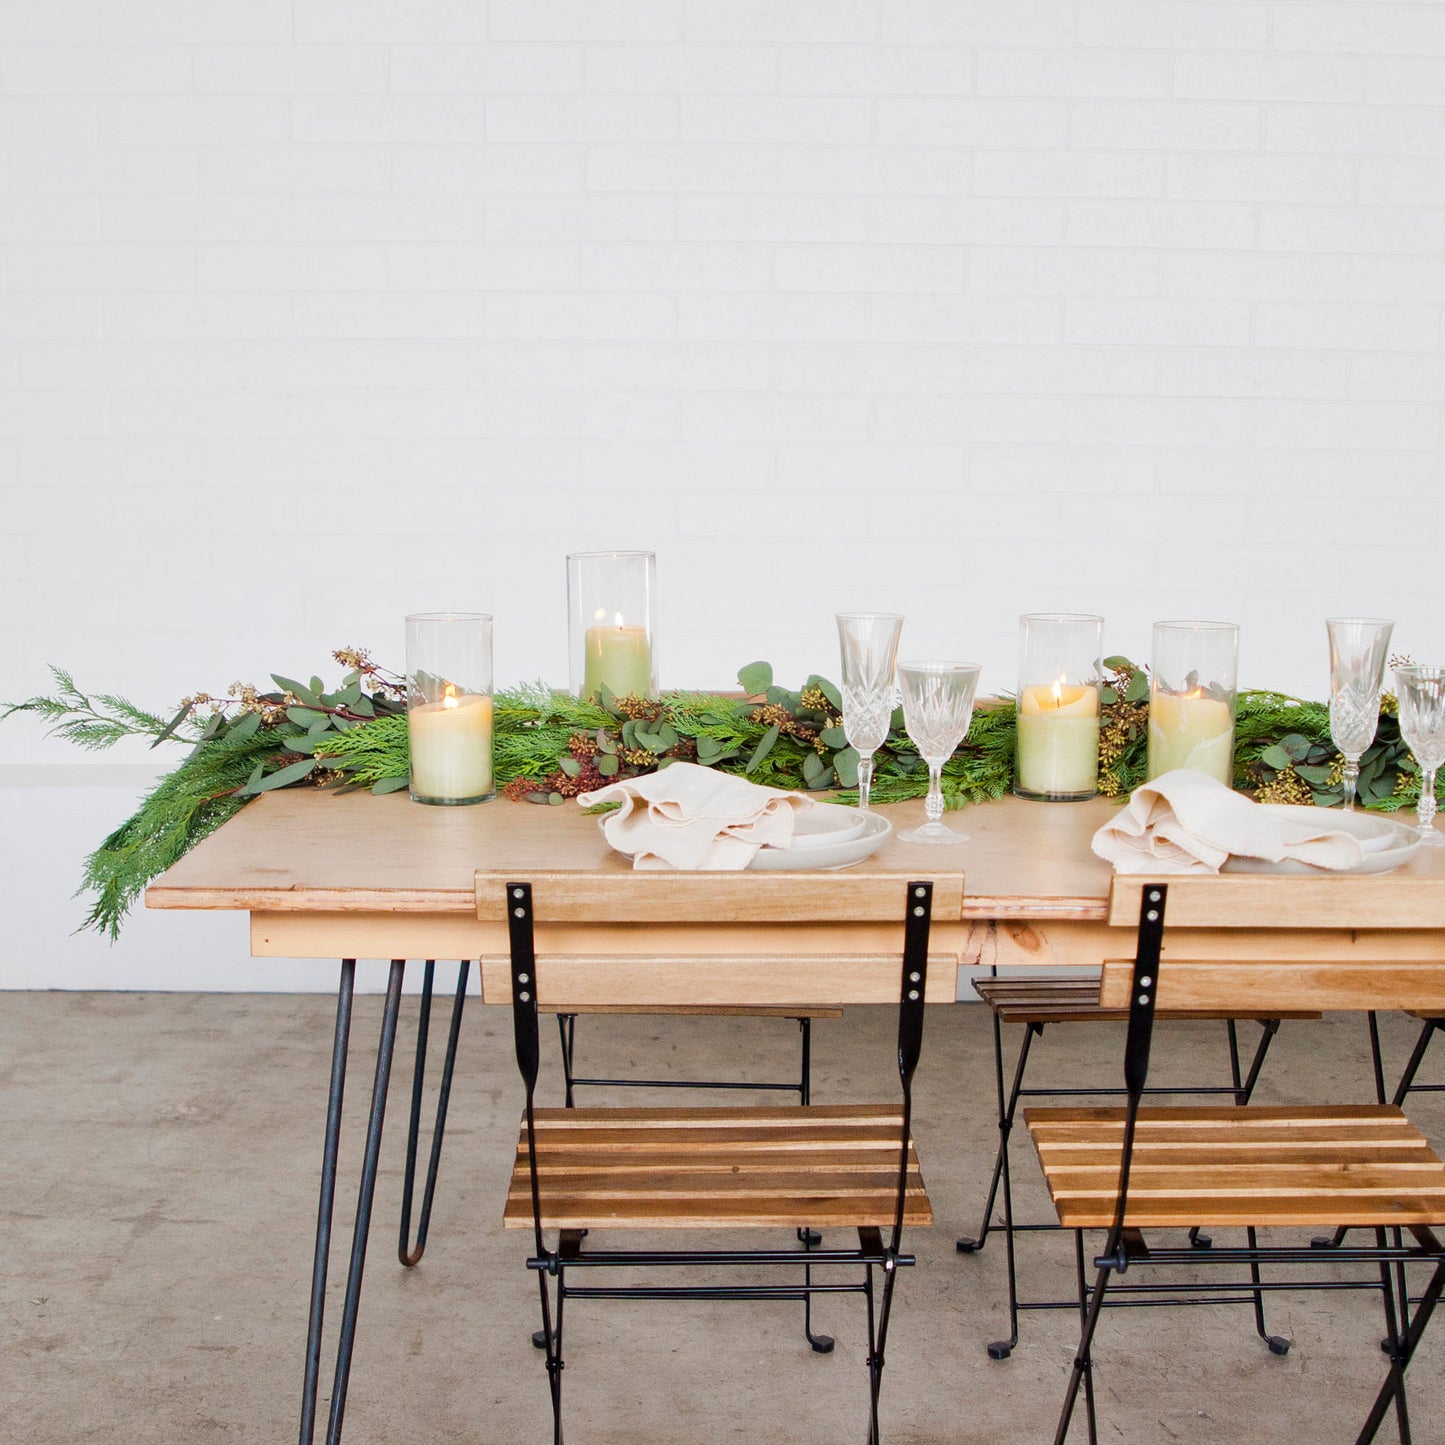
(146, 789, 1127, 921)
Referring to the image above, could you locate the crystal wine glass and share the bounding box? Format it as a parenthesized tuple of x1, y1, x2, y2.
(836, 613, 904, 813)
(1326, 617, 1394, 810)
(896, 661, 982, 845)
(1393, 665, 1445, 847)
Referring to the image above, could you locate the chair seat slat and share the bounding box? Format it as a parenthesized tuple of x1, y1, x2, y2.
(506, 1103, 931, 1231)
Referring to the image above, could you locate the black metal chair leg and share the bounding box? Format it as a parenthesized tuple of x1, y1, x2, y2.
(1392, 1019, 1441, 1107)
(1356, 1254, 1445, 1444)
(1055, 1233, 1105, 1445)
(967, 1022, 1039, 1358)
(300, 959, 407, 1445)
(863, 1263, 881, 1445)
(1244, 1225, 1290, 1354)
(557, 1014, 577, 1108)
(1316, 1012, 1390, 1250)
(399, 960, 470, 1267)
(801, 1227, 835, 1353)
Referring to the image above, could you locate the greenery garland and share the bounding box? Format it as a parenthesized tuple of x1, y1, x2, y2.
(3, 648, 1433, 938)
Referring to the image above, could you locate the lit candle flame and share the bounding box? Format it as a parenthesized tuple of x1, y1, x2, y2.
(614, 612, 625, 629)
(1050, 677, 1065, 709)
(442, 683, 458, 710)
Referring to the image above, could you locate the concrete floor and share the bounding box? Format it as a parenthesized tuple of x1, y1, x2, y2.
(3, 989, 1443, 1444)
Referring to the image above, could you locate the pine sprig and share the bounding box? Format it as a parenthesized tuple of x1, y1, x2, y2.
(2, 666, 175, 750)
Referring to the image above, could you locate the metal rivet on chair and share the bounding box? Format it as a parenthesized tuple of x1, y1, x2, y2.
(514, 907, 525, 918)
(519, 991, 530, 1002)
(1140, 976, 1153, 988)
(519, 973, 529, 984)
(908, 989, 919, 1000)
(1138, 993, 1149, 1005)
(913, 905, 925, 916)
(1146, 910, 1159, 921)
(910, 971, 921, 982)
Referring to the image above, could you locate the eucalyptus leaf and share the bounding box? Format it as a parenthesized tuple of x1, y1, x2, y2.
(370, 775, 410, 795)
(747, 724, 780, 773)
(766, 686, 802, 710)
(596, 730, 618, 754)
(226, 711, 262, 742)
(1125, 672, 1150, 704)
(272, 674, 321, 708)
(737, 660, 773, 695)
(657, 723, 678, 750)
(1103, 655, 1134, 670)
(1259, 744, 1294, 770)
(819, 726, 849, 749)
(805, 674, 842, 710)
(597, 753, 620, 777)
(351, 695, 375, 718)
(287, 706, 329, 729)
(241, 757, 317, 795)
(802, 752, 826, 784)
(1280, 733, 1312, 762)
(149, 702, 193, 750)
(558, 757, 582, 778)
(695, 734, 725, 763)
(1099, 687, 1118, 707)
(833, 746, 859, 788)
(1294, 763, 1334, 786)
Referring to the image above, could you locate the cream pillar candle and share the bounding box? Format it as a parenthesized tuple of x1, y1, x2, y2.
(408, 690, 493, 802)
(1016, 681, 1100, 798)
(1147, 692, 1233, 784)
(582, 622, 652, 702)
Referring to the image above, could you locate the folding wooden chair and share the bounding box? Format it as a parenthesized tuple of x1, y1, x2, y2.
(1026, 876, 1445, 1444)
(483, 871, 960, 1444)
(957, 971, 1317, 1356)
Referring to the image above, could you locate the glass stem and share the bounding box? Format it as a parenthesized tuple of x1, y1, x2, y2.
(925, 761, 944, 824)
(1341, 757, 1360, 811)
(856, 753, 874, 813)
(1419, 766, 1439, 835)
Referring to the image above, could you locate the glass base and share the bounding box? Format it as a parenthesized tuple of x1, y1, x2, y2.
(409, 789, 495, 806)
(1013, 785, 1097, 802)
(899, 822, 970, 845)
(1417, 824, 1445, 846)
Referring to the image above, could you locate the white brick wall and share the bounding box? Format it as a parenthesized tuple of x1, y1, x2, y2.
(1, 1, 1443, 983)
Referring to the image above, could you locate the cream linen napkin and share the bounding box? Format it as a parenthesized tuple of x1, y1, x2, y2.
(1091, 770, 1367, 874)
(579, 762, 815, 870)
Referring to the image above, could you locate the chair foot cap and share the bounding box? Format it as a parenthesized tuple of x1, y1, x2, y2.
(956, 1236, 984, 1254)
(808, 1333, 835, 1354)
(1265, 1336, 1291, 1356)
(531, 1330, 547, 1350)
(987, 1340, 1014, 1360)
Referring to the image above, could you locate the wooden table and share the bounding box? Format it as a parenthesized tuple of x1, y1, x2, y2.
(144, 788, 1445, 1444)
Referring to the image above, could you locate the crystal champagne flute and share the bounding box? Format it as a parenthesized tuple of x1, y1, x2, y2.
(836, 613, 904, 813)
(1393, 665, 1445, 846)
(896, 661, 982, 845)
(1325, 617, 1394, 810)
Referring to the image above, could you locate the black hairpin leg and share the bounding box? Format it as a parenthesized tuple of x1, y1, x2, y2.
(399, 960, 470, 1267)
(299, 958, 407, 1445)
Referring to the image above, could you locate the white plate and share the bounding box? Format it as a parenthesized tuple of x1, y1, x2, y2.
(1221, 805, 1422, 875)
(791, 802, 868, 845)
(750, 811, 892, 871)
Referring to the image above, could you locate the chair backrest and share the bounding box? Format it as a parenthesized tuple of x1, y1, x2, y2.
(476, 869, 963, 1008)
(1096, 876, 1445, 1262)
(1101, 875, 1445, 1016)
(500, 875, 951, 1255)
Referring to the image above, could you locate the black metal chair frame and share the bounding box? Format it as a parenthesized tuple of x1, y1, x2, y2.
(1052, 885, 1445, 1445)
(507, 879, 936, 1445)
(551, 1008, 822, 1106)
(956, 968, 1291, 1359)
